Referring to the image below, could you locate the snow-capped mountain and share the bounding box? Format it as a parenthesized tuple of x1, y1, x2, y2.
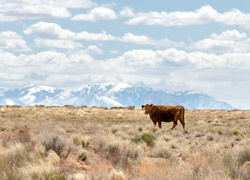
(0, 82, 234, 109)
(172, 90, 233, 109)
(4, 85, 63, 106)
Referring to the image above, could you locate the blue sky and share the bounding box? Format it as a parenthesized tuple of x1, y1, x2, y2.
(0, 0, 250, 109)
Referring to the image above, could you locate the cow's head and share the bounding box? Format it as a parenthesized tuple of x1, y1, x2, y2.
(142, 104, 153, 115)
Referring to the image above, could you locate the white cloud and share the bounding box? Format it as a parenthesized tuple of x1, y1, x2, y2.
(120, 7, 135, 17)
(125, 5, 250, 29)
(121, 33, 154, 45)
(71, 6, 117, 21)
(75, 31, 116, 41)
(24, 21, 75, 39)
(24, 22, 185, 49)
(111, 48, 250, 69)
(190, 30, 250, 53)
(1, 48, 250, 108)
(110, 50, 119, 54)
(85, 45, 103, 55)
(121, 33, 184, 48)
(0, 0, 97, 22)
(53, 0, 96, 9)
(24, 22, 116, 42)
(0, 1, 71, 21)
(0, 31, 31, 52)
(211, 29, 247, 40)
(34, 39, 84, 49)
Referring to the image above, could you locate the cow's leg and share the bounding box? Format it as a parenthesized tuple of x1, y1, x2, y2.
(153, 121, 157, 126)
(171, 116, 178, 130)
(158, 120, 162, 129)
(171, 122, 177, 130)
(179, 119, 185, 130)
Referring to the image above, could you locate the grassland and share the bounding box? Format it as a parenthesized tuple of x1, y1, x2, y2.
(0, 106, 250, 180)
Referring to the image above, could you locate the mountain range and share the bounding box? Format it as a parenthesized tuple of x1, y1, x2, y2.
(0, 82, 234, 109)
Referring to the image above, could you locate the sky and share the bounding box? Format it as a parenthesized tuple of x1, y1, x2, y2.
(0, 0, 250, 109)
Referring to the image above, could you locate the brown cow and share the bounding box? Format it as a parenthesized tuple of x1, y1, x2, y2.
(142, 104, 185, 131)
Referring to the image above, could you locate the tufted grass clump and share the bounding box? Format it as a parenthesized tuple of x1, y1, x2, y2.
(132, 133, 156, 147)
(77, 149, 88, 161)
(0, 143, 32, 179)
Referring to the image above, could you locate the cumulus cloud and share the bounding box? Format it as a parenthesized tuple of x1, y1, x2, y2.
(111, 48, 250, 69)
(120, 7, 135, 17)
(0, 0, 71, 21)
(24, 21, 75, 39)
(1, 48, 250, 108)
(24, 22, 185, 50)
(0, 31, 31, 52)
(24, 22, 116, 42)
(53, 0, 96, 9)
(125, 5, 250, 29)
(121, 33, 184, 48)
(71, 6, 117, 21)
(75, 31, 116, 41)
(34, 39, 84, 49)
(0, 0, 98, 22)
(121, 33, 155, 45)
(190, 30, 250, 53)
(85, 45, 103, 55)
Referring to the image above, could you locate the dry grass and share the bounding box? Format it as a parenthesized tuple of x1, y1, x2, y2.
(0, 106, 250, 179)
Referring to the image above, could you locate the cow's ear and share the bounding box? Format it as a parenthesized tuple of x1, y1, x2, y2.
(150, 104, 153, 107)
(141, 105, 145, 109)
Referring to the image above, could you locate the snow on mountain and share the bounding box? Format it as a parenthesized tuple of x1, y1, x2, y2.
(5, 84, 63, 105)
(173, 90, 234, 109)
(0, 82, 234, 109)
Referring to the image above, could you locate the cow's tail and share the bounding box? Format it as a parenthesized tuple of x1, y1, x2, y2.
(181, 106, 185, 122)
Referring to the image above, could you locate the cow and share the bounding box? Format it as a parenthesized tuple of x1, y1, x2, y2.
(142, 104, 185, 131)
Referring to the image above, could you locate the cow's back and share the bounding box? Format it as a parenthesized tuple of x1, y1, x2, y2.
(156, 105, 184, 122)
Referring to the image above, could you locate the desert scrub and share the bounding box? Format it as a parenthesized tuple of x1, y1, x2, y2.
(109, 169, 126, 180)
(127, 106, 135, 110)
(71, 134, 90, 148)
(31, 171, 67, 180)
(155, 147, 172, 160)
(132, 133, 156, 147)
(238, 148, 250, 167)
(0, 143, 32, 179)
(96, 138, 142, 167)
(77, 149, 88, 161)
(39, 132, 73, 158)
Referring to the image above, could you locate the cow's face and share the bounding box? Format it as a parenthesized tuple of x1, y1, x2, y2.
(142, 104, 153, 115)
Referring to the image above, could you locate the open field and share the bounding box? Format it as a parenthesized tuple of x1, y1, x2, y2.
(0, 106, 250, 180)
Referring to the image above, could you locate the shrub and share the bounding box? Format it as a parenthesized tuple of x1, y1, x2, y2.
(155, 148, 172, 160)
(223, 153, 239, 179)
(238, 148, 250, 167)
(77, 149, 88, 161)
(232, 129, 240, 136)
(96, 138, 142, 167)
(40, 132, 73, 158)
(0, 143, 31, 179)
(127, 106, 135, 110)
(16, 128, 32, 144)
(109, 169, 126, 180)
(131, 135, 142, 144)
(31, 171, 67, 180)
(131, 133, 156, 147)
(206, 135, 214, 141)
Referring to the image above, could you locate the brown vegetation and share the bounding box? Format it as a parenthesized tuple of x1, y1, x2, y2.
(0, 106, 250, 179)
